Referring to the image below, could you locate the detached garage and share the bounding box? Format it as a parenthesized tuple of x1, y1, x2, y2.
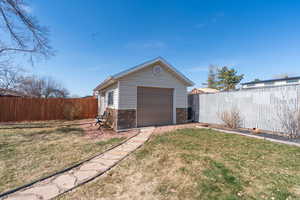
(93, 57, 194, 130)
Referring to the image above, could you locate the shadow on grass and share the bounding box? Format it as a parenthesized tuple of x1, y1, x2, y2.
(26, 127, 84, 137)
(0, 123, 81, 130)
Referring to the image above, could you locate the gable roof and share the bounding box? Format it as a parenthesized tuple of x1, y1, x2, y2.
(189, 88, 219, 94)
(94, 57, 194, 91)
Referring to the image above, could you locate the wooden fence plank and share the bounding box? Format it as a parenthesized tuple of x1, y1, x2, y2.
(0, 97, 98, 122)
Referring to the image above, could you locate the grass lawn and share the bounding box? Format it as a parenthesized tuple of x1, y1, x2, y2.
(59, 128, 300, 200)
(0, 121, 126, 193)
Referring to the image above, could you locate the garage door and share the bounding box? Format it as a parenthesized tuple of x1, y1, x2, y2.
(137, 87, 173, 127)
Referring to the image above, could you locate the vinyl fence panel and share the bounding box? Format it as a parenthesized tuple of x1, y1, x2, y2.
(192, 85, 300, 132)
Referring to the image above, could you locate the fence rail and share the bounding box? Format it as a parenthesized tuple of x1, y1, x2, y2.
(190, 85, 300, 133)
(0, 97, 98, 122)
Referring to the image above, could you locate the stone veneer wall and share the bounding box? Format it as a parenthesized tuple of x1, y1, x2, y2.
(117, 109, 136, 130)
(176, 108, 188, 124)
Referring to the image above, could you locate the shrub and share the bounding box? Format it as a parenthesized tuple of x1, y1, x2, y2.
(63, 102, 82, 120)
(275, 91, 300, 138)
(218, 108, 243, 129)
(277, 104, 300, 138)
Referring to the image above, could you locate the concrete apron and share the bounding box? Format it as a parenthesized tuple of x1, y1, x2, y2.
(1, 127, 154, 200)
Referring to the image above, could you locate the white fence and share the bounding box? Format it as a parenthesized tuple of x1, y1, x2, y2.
(189, 85, 300, 132)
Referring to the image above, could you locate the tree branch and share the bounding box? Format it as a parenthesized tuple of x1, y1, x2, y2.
(0, 47, 36, 54)
(0, 0, 53, 60)
(0, 5, 25, 47)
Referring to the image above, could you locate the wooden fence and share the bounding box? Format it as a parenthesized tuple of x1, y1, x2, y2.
(0, 97, 98, 122)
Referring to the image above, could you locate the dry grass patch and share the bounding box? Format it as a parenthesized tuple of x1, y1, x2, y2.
(0, 120, 126, 193)
(58, 128, 300, 200)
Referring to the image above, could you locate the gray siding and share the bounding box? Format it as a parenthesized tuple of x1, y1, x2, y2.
(118, 64, 188, 110)
(101, 83, 119, 110)
(194, 85, 300, 132)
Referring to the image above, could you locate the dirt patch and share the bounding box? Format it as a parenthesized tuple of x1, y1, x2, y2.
(79, 119, 138, 141)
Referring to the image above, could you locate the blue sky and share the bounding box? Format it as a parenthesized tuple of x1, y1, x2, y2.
(23, 0, 300, 96)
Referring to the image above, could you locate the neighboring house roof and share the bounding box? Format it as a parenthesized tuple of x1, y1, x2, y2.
(93, 57, 194, 91)
(80, 95, 95, 99)
(0, 88, 27, 97)
(189, 88, 219, 94)
(242, 76, 300, 85)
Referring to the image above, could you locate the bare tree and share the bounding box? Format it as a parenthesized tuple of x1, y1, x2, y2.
(52, 87, 69, 98)
(19, 75, 44, 97)
(0, 64, 24, 93)
(42, 76, 69, 98)
(19, 75, 69, 98)
(0, 0, 53, 61)
(0, 62, 69, 97)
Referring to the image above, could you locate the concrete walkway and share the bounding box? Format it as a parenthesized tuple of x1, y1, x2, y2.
(2, 127, 154, 200)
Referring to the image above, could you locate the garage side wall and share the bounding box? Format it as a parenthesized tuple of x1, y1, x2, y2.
(100, 83, 119, 110)
(118, 64, 188, 129)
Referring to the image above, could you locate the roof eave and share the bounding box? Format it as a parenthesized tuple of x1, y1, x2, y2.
(93, 77, 115, 91)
